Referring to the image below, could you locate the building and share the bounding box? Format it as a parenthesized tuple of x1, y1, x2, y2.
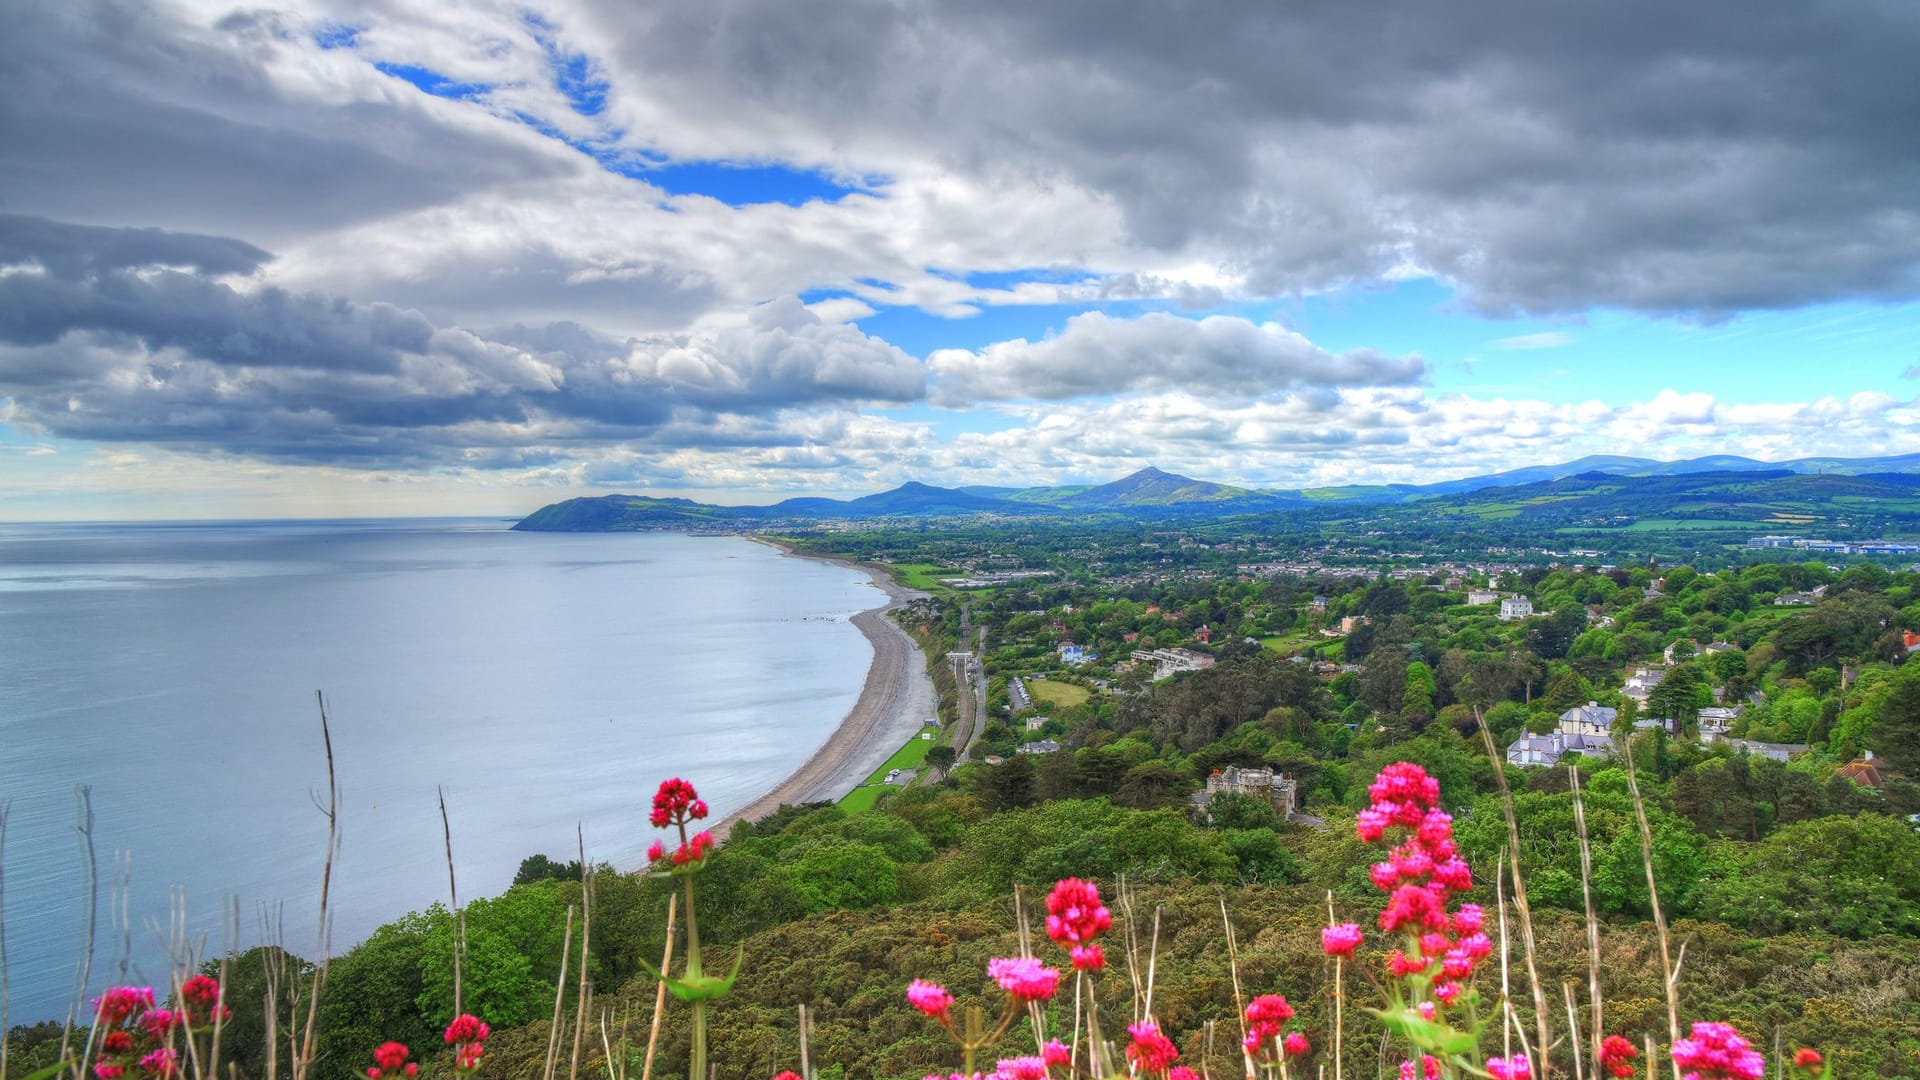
(1498, 596, 1534, 621)
(1195, 766, 1299, 818)
(1697, 706, 1741, 741)
(1132, 647, 1216, 681)
(1837, 752, 1884, 789)
(1467, 589, 1500, 606)
(1558, 703, 1617, 737)
(1506, 731, 1614, 767)
(1059, 645, 1093, 666)
(1016, 738, 1061, 755)
(1621, 666, 1667, 704)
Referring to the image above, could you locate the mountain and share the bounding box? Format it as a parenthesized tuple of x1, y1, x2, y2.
(512, 454, 1920, 530)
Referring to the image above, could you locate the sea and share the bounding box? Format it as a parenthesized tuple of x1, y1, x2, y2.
(0, 520, 879, 1022)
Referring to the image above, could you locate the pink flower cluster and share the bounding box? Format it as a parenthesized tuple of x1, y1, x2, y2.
(1671, 1021, 1765, 1080)
(907, 979, 954, 1020)
(1320, 921, 1363, 958)
(650, 777, 708, 828)
(1126, 1020, 1180, 1076)
(366, 1041, 417, 1080)
(90, 980, 229, 1080)
(1600, 1034, 1639, 1078)
(1043, 878, 1112, 971)
(1398, 1055, 1440, 1080)
(1241, 994, 1308, 1061)
(1486, 1054, 1532, 1080)
(444, 1013, 490, 1073)
(986, 956, 1062, 1003)
(1355, 763, 1491, 1004)
(645, 778, 716, 867)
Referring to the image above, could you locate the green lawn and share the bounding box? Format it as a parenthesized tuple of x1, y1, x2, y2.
(837, 723, 939, 813)
(1028, 679, 1090, 707)
(885, 563, 963, 592)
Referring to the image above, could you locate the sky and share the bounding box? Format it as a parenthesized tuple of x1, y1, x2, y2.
(2, 1, 1919, 520)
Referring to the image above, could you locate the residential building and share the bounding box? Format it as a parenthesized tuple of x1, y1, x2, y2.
(1506, 731, 1613, 767)
(1016, 738, 1061, 755)
(1621, 666, 1667, 704)
(1467, 589, 1500, 606)
(1724, 739, 1809, 762)
(1498, 596, 1534, 621)
(1195, 766, 1299, 818)
(1837, 752, 1883, 789)
(1557, 702, 1616, 737)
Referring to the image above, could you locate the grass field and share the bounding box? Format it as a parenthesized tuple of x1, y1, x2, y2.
(837, 723, 939, 813)
(885, 563, 962, 592)
(1028, 679, 1090, 707)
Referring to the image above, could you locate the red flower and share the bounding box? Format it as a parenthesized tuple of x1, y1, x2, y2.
(1600, 1034, 1639, 1078)
(137, 1048, 178, 1078)
(444, 1014, 489, 1044)
(1069, 944, 1105, 971)
(773, 1072, 804, 1080)
(1792, 1048, 1823, 1072)
(651, 778, 701, 827)
(92, 987, 156, 1026)
(1042, 1040, 1072, 1067)
(179, 975, 221, 1008)
(647, 839, 666, 862)
(1486, 1054, 1532, 1080)
(997, 1057, 1048, 1080)
(1044, 878, 1112, 947)
(1169, 1068, 1200, 1080)
(1283, 1033, 1309, 1058)
(372, 1043, 411, 1072)
(1126, 1021, 1179, 1075)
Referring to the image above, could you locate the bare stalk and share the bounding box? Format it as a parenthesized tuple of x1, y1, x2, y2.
(1569, 768, 1604, 1071)
(569, 828, 593, 1080)
(59, 786, 99, 1077)
(1324, 892, 1343, 1080)
(1479, 719, 1552, 1080)
(1562, 984, 1585, 1080)
(295, 691, 340, 1080)
(1621, 742, 1679, 1053)
(798, 1004, 813, 1080)
(439, 787, 465, 1019)
(544, 906, 577, 1080)
(639, 893, 678, 1080)
(1221, 898, 1251, 1080)
(1143, 906, 1163, 1022)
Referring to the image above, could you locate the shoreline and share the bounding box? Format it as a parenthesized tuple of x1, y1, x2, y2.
(713, 539, 936, 839)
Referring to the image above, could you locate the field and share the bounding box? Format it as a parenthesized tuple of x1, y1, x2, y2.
(837, 723, 939, 813)
(1027, 679, 1090, 707)
(884, 563, 963, 592)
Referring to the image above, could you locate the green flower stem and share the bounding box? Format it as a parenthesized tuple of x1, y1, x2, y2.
(682, 848, 707, 1080)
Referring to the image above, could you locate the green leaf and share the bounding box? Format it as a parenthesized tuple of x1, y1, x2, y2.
(1367, 1007, 1479, 1056)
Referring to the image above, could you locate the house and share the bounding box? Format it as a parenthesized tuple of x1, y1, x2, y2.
(1059, 645, 1093, 666)
(1024, 716, 1049, 732)
(1904, 631, 1920, 655)
(1498, 596, 1534, 621)
(1621, 666, 1667, 704)
(1557, 703, 1617, 737)
(1697, 706, 1741, 740)
(1309, 595, 1328, 611)
(1774, 592, 1819, 607)
(1195, 625, 1213, 644)
(1194, 766, 1299, 818)
(1506, 731, 1614, 767)
(1837, 752, 1884, 789)
(1467, 589, 1500, 606)
(1016, 739, 1061, 755)
(1339, 615, 1369, 634)
(1724, 739, 1809, 762)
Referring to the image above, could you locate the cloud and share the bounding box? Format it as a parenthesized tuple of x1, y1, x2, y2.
(0, 217, 925, 466)
(927, 311, 1425, 404)
(1492, 331, 1574, 351)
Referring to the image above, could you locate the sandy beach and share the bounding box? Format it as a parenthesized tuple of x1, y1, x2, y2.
(714, 541, 938, 838)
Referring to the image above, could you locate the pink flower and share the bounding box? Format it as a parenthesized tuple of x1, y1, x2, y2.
(1369, 762, 1440, 809)
(1126, 1021, 1179, 1075)
(1386, 950, 1428, 978)
(1169, 1068, 1200, 1080)
(94, 1066, 125, 1080)
(138, 1047, 179, 1078)
(1283, 1033, 1309, 1058)
(1043, 1040, 1071, 1067)
(1432, 980, 1462, 1006)
(372, 1043, 411, 1073)
(1244, 994, 1294, 1054)
(92, 987, 156, 1026)
(137, 1009, 180, 1040)
(1416, 1001, 1436, 1021)
(689, 799, 709, 819)
(647, 839, 666, 861)
(444, 1014, 489, 1044)
(1321, 922, 1363, 957)
(906, 979, 954, 1018)
(1356, 806, 1392, 842)
(1452, 903, 1485, 936)
(987, 957, 1061, 1003)
(773, 1073, 804, 1080)
(1044, 878, 1112, 946)
(1487, 1054, 1532, 1080)
(1792, 1048, 1823, 1072)
(1672, 1022, 1765, 1080)
(996, 1057, 1048, 1080)
(102, 1031, 134, 1054)
(1069, 944, 1106, 971)
(1399, 1056, 1440, 1080)
(651, 778, 700, 827)
(179, 974, 221, 1008)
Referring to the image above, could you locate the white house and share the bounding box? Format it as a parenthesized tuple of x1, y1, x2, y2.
(1498, 596, 1534, 621)
(1621, 666, 1667, 704)
(1557, 703, 1616, 737)
(1467, 589, 1500, 606)
(1506, 731, 1614, 768)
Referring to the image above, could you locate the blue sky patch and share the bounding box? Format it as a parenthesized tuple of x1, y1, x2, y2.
(312, 24, 360, 50)
(374, 62, 490, 102)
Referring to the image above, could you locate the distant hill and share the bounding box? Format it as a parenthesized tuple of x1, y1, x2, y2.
(512, 454, 1920, 530)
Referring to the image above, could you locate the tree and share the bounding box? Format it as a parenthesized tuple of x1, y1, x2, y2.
(925, 743, 958, 772)
(1696, 814, 1920, 937)
(513, 853, 583, 885)
(1874, 668, 1920, 776)
(782, 840, 901, 911)
(1647, 663, 1710, 735)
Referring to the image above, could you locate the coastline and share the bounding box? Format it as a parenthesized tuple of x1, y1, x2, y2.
(714, 539, 937, 838)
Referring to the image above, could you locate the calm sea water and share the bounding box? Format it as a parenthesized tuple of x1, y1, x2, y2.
(0, 521, 877, 1021)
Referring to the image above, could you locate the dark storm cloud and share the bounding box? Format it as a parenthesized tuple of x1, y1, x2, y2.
(0, 218, 926, 466)
(0, 0, 583, 245)
(575, 0, 1920, 314)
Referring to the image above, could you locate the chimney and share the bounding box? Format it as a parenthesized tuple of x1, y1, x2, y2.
(1865, 750, 1875, 761)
